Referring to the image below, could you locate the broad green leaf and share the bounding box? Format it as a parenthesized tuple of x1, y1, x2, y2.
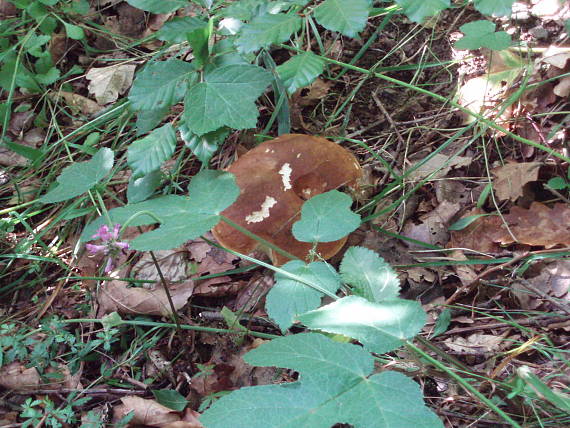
(82, 170, 239, 251)
(455, 20, 511, 51)
(183, 64, 272, 135)
(473, 0, 514, 17)
(179, 124, 228, 164)
(201, 333, 443, 428)
(314, 0, 369, 38)
(265, 261, 340, 333)
(152, 389, 188, 411)
(340, 246, 400, 303)
(431, 308, 451, 338)
(546, 176, 567, 190)
(276, 51, 324, 94)
(298, 295, 426, 354)
(126, 0, 187, 13)
(236, 13, 302, 53)
(3, 141, 43, 162)
(127, 170, 163, 203)
(221, 0, 273, 20)
(34, 67, 60, 85)
(156, 17, 206, 43)
(292, 190, 360, 243)
(129, 60, 197, 111)
(135, 107, 169, 135)
(187, 20, 213, 67)
(40, 148, 113, 203)
(127, 124, 177, 177)
(63, 22, 85, 40)
(395, 0, 450, 23)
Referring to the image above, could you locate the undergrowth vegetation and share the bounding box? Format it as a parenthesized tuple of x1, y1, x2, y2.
(1, 0, 570, 427)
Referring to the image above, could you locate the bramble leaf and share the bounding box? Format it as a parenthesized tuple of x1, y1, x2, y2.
(127, 124, 177, 177)
(127, 170, 162, 203)
(298, 295, 426, 354)
(40, 148, 113, 203)
(340, 246, 400, 303)
(126, 0, 188, 13)
(265, 261, 340, 333)
(129, 60, 197, 111)
(455, 20, 511, 51)
(473, 0, 514, 17)
(314, 0, 369, 38)
(183, 64, 273, 135)
(236, 13, 302, 53)
(152, 389, 188, 411)
(277, 51, 324, 94)
(395, 0, 450, 23)
(201, 333, 444, 428)
(179, 125, 229, 164)
(292, 190, 360, 243)
(156, 17, 206, 43)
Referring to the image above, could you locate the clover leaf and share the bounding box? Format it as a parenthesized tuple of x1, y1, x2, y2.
(455, 20, 511, 51)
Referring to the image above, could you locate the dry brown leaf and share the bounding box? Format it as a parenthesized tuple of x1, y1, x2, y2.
(444, 333, 506, 355)
(296, 78, 331, 106)
(57, 91, 104, 115)
(553, 75, 570, 97)
(403, 200, 461, 248)
(541, 46, 570, 69)
(0, 362, 41, 391)
(113, 396, 180, 427)
(408, 153, 472, 181)
(133, 250, 189, 283)
(97, 280, 194, 316)
(86, 64, 136, 105)
(492, 162, 541, 201)
(448, 209, 504, 254)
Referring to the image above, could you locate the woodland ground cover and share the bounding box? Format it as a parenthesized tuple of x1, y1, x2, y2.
(0, 0, 570, 427)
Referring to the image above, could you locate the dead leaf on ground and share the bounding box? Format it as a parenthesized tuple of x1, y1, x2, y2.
(403, 200, 461, 248)
(56, 91, 104, 115)
(407, 153, 472, 181)
(86, 64, 136, 105)
(163, 409, 204, 428)
(133, 250, 189, 283)
(113, 396, 180, 427)
(97, 280, 194, 317)
(0, 362, 41, 391)
(444, 333, 507, 355)
(294, 78, 331, 106)
(492, 161, 541, 201)
(449, 209, 505, 254)
(553, 75, 570, 97)
(541, 46, 570, 69)
(512, 259, 570, 309)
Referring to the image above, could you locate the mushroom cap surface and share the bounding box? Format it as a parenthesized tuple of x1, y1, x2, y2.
(212, 134, 362, 265)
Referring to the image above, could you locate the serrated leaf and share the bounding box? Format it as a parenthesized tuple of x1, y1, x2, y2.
(127, 170, 162, 203)
(236, 13, 302, 53)
(546, 176, 567, 190)
(126, 0, 188, 13)
(276, 51, 324, 94)
(82, 170, 239, 251)
(265, 261, 340, 333)
(63, 22, 85, 40)
(201, 333, 443, 428)
(135, 107, 169, 135)
(127, 124, 176, 177)
(455, 20, 511, 51)
(183, 64, 272, 135)
(179, 124, 228, 164)
(395, 0, 450, 23)
(314, 0, 369, 38)
(221, 0, 274, 21)
(156, 17, 206, 43)
(129, 60, 197, 111)
(152, 389, 188, 411)
(473, 0, 514, 17)
(40, 148, 113, 203)
(292, 190, 360, 243)
(298, 295, 426, 354)
(340, 246, 400, 303)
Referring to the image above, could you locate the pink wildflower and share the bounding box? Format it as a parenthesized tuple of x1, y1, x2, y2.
(87, 224, 130, 273)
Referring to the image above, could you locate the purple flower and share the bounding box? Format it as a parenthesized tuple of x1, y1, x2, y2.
(86, 224, 130, 273)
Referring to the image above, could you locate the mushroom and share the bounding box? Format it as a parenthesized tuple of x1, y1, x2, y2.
(212, 134, 362, 265)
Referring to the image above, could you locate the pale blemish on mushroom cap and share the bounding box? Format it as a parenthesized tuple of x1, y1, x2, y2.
(278, 163, 292, 191)
(245, 195, 277, 224)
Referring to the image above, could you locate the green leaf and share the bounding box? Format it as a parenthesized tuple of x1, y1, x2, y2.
(448, 213, 492, 231)
(40, 148, 113, 203)
(3, 141, 43, 162)
(298, 295, 426, 354)
(35, 67, 60, 85)
(314, 0, 369, 38)
(340, 246, 400, 303)
(292, 190, 360, 243)
(156, 17, 206, 43)
(473, 0, 514, 17)
(126, 0, 188, 13)
(82, 170, 239, 251)
(152, 389, 188, 411)
(201, 333, 443, 428)
(276, 51, 324, 94)
(455, 20, 511, 51)
(221, 0, 273, 21)
(265, 261, 340, 333)
(236, 13, 302, 53)
(179, 124, 228, 164)
(63, 22, 85, 40)
(546, 176, 567, 190)
(127, 124, 177, 177)
(394, 0, 450, 23)
(183, 64, 273, 135)
(129, 60, 197, 111)
(127, 170, 162, 203)
(187, 20, 213, 67)
(135, 107, 169, 135)
(431, 308, 451, 338)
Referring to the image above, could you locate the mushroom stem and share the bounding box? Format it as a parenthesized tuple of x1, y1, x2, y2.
(219, 215, 300, 263)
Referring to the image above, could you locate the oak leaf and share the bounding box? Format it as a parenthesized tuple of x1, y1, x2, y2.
(492, 162, 541, 201)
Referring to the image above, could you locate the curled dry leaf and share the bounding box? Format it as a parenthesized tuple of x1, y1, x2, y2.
(132, 250, 189, 283)
(553, 75, 570, 97)
(0, 362, 41, 392)
(407, 153, 472, 181)
(56, 91, 104, 115)
(86, 64, 136, 105)
(113, 396, 180, 427)
(97, 280, 194, 316)
(492, 161, 541, 201)
(444, 333, 508, 355)
(403, 200, 461, 248)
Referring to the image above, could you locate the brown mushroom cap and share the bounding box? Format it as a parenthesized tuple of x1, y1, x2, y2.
(212, 134, 362, 265)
